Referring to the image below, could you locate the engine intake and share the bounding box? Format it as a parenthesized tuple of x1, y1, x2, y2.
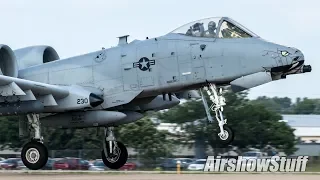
(14, 45, 60, 69)
(0, 44, 18, 77)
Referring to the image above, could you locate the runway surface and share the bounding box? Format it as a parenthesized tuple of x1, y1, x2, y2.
(0, 174, 319, 180)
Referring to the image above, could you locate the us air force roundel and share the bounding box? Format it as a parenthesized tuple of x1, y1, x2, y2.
(133, 57, 155, 71)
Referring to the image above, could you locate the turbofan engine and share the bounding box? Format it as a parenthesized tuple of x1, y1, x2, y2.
(0, 44, 18, 77)
(14, 45, 60, 69)
(0, 45, 60, 78)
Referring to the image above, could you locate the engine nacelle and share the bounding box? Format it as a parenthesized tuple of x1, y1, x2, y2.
(0, 44, 18, 77)
(14, 45, 60, 69)
(138, 94, 180, 111)
(230, 72, 272, 93)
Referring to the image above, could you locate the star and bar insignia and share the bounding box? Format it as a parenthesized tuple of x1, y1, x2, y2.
(133, 57, 155, 71)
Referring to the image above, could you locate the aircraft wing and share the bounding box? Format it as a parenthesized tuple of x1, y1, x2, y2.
(0, 75, 69, 98)
(0, 75, 104, 115)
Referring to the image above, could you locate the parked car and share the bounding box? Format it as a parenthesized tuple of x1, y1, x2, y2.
(160, 158, 190, 170)
(187, 159, 207, 171)
(89, 160, 108, 171)
(42, 158, 56, 170)
(0, 157, 5, 165)
(0, 158, 20, 170)
(120, 162, 136, 170)
(0, 158, 5, 170)
(175, 158, 194, 167)
(53, 158, 90, 170)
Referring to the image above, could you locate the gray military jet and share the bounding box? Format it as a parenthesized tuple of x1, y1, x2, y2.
(0, 17, 311, 170)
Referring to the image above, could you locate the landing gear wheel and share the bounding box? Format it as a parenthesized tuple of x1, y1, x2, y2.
(217, 125, 234, 146)
(21, 141, 48, 170)
(101, 141, 128, 169)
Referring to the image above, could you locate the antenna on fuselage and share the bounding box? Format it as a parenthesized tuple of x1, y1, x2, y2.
(117, 35, 129, 46)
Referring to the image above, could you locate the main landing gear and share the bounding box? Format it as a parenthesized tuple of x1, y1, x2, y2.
(101, 127, 128, 169)
(200, 83, 234, 145)
(21, 114, 48, 170)
(20, 114, 128, 170)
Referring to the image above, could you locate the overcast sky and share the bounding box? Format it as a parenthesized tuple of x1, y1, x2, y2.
(0, 0, 319, 101)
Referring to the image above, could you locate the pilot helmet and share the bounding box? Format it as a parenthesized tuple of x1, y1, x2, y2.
(192, 22, 203, 31)
(208, 21, 216, 30)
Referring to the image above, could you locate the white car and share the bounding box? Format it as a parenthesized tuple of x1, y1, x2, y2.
(242, 151, 263, 160)
(187, 159, 207, 171)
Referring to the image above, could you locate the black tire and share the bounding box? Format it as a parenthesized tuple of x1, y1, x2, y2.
(101, 141, 128, 169)
(21, 141, 48, 170)
(217, 125, 234, 146)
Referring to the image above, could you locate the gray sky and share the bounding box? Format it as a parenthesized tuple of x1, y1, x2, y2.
(0, 0, 319, 101)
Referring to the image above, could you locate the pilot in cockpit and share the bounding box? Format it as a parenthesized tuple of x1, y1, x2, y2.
(205, 21, 216, 38)
(186, 28, 193, 36)
(186, 22, 205, 37)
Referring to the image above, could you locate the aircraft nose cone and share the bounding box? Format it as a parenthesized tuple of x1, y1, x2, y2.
(89, 93, 104, 107)
(292, 49, 304, 62)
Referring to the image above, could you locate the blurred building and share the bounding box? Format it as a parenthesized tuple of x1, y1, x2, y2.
(282, 114, 320, 143)
(0, 146, 20, 158)
(281, 114, 320, 156)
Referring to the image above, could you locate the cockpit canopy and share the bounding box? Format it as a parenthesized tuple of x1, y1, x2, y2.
(169, 17, 259, 39)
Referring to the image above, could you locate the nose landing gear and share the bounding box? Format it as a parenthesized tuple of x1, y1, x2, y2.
(200, 83, 234, 145)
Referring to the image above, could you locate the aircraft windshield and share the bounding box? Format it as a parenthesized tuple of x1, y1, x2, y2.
(169, 17, 258, 39)
(170, 17, 220, 38)
(219, 20, 252, 38)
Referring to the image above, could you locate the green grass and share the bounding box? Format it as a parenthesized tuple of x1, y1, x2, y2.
(306, 164, 320, 172)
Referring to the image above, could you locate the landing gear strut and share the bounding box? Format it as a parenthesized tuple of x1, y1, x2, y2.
(101, 127, 128, 169)
(200, 83, 234, 145)
(21, 114, 48, 170)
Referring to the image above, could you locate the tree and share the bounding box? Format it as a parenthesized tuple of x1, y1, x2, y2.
(117, 118, 174, 167)
(293, 98, 317, 114)
(0, 116, 27, 150)
(250, 96, 293, 113)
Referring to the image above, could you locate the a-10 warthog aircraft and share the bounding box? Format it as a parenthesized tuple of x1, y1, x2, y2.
(0, 17, 311, 170)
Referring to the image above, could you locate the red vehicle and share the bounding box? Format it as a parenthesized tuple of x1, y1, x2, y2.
(120, 162, 136, 170)
(53, 158, 90, 170)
